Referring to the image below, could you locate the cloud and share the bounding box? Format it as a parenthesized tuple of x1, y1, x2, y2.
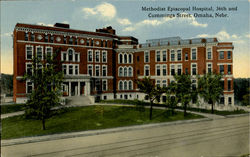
(37, 22, 53, 27)
(245, 34, 250, 38)
(197, 30, 233, 41)
(117, 18, 132, 25)
(82, 2, 116, 20)
(123, 13, 207, 32)
(0, 32, 12, 37)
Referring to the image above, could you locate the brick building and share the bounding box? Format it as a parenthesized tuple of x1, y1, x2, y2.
(13, 23, 234, 106)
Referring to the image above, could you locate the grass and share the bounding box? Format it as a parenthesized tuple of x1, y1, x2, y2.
(1, 103, 25, 114)
(2, 105, 203, 139)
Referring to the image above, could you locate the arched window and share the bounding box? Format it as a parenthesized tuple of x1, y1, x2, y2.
(119, 54, 123, 63)
(68, 49, 73, 61)
(119, 81, 123, 90)
(119, 67, 123, 76)
(129, 81, 133, 90)
(124, 81, 127, 90)
(128, 54, 132, 63)
(124, 54, 127, 63)
(128, 67, 133, 77)
(124, 67, 128, 77)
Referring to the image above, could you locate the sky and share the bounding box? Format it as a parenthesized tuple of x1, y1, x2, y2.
(1, 0, 249, 78)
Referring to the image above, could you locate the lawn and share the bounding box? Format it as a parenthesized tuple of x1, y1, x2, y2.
(2, 105, 203, 139)
(1, 103, 25, 114)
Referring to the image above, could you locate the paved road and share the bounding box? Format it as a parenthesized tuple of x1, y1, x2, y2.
(2, 115, 249, 157)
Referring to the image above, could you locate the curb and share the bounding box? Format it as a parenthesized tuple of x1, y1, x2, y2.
(1, 117, 211, 147)
(224, 113, 250, 118)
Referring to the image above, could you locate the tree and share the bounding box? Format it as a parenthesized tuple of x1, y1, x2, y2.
(164, 82, 178, 115)
(242, 88, 250, 106)
(173, 74, 195, 116)
(198, 73, 223, 114)
(24, 48, 63, 130)
(136, 77, 164, 120)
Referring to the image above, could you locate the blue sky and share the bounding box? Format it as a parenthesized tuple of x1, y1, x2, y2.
(1, 0, 249, 77)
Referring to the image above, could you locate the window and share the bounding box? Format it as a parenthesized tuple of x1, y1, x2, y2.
(144, 65, 150, 76)
(68, 50, 73, 61)
(171, 65, 175, 75)
(156, 80, 161, 87)
(62, 53, 67, 61)
(228, 97, 232, 105)
(36, 46, 43, 60)
(102, 80, 107, 91)
(156, 51, 161, 62)
(74, 38, 78, 45)
(119, 54, 123, 63)
(88, 65, 93, 76)
(177, 50, 182, 61)
(220, 97, 224, 104)
(137, 70, 140, 75)
(156, 65, 161, 76)
(228, 80, 231, 91)
(31, 33, 35, 41)
(119, 67, 123, 77)
(219, 51, 224, 59)
(124, 81, 128, 90)
(105, 40, 108, 47)
(191, 48, 197, 60)
(185, 68, 188, 74)
(207, 63, 212, 73)
(26, 81, 33, 93)
(88, 50, 93, 62)
(95, 51, 100, 62)
(137, 56, 140, 62)
(124, 67, 128, 77)
(228, 65, 232, 74)
(162, 80, 167, 87)
(86, 39, 90, 46)
(144, 51, 149, 63)
(96, 80, 101, 91)
(162, 51, 167, 61)
(119, 81, 123, 90)
(75, 65, 79, 75)
(26, 45, 33, 60)
(220, 80, 224, 90)
(192, 80, 197, 90)
(95, 65, 100, 76)
(50, 36, 54, 43)
(68, 38, 73, 45)
(219, 65, 224, 74)
(124, 54, 128, 63)
(227, 51, 232, 59)
(69, 65, 73, 75)
(162, 65, 167, 76)
(102, 51, 107, 63)
(75, 53, 79, 62)
(46, 47, 52, 59)
(191, 64, 197, 75)
(63, 36, 67, 44)
(37, 64, 43, 75)
(25, 32, 29, 41)
(128, 54, 132, 63)
(91, 39, 94, 46)
(128, 81, 133, 90)
(170, 50, 175, 61)
(100, 40, 103, 47)
(128, 67, 133, 77)
(45, 34, 48, 42)
(62, 65, 67, 75)
(177, 65, 182, 75)
(26, 63, 32, 75)
(185, 53, 188, 61)
(207, 48, 212, 59)
(102, 66, 107, 76)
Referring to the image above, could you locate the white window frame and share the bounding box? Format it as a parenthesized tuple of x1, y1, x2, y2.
(87, 49, 93, 62)
(74, 52, 80, 62)
(185, 52, 188, 61)
(170, 49, 175, 61)
(124, 66, 128, 77)
(206, 62, 213, 73)
(36, 45, 43, 60)
(155, 50, 161, 62)
(95, 65, 100, 76)
(144, 65, 150, 76)
(162, 80, 167, 87)
(144, 51, 150, 63)
(170, 64, 175, 76)
(124, 81, 128, 90)
(87, 64, 93, 76)
(227, 51, 232, 60)
(128, 66, 133, 77)
(68, 64, 74, 75)
(102, 51, 107, 63)
(162, 64, 167, 76)
(102, 65, 107, 77)
(206, 47, 213, 60)
(156, 64, 161, 76)
(26, 81, 34, 94)
(177, 64, 182, 75)
(118, 66, 123, 77)
(156, 79, 161, 87)
(177, 49, 182, 61)
(119, 81, 123, 90)
(124, 53, 128, 64)
(74, 64, 79, 75)
(191, 63, 197, 75)
(45, 46, 53, 59)
(61, 51, 67, 61)
(191, 48, 197, 60)
(128, 53, 133, 64)
(219, 51, 224, 60)
(162, 50, 167, 62)
(128, 80, 133, 90)
(26, 45, 33, 60)
(95, 50, 100, 63)
(62, 64, 67, 75)
(26, 62, 33, 75)
(102, 79, 107, 91)
(118, 53, 123, 64)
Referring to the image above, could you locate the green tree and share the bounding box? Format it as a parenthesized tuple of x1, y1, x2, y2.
(136, 77, 164, 120)
(173, 74, 195, 116)
(242, 88, 250, 106)
(24, 48, 63, 130)
(164, 82, 178, 115)
(198, 73, 223, 114)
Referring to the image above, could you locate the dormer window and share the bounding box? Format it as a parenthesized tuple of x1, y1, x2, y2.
(45, 34, 48, 42)
(25, 32, 29, 41)
(31, 33, 35, 41)
(69, 38, 73, 44)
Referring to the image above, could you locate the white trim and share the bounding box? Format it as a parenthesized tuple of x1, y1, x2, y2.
(144, 64, 150, 76)
(155, 50, 161, 62)
(87, 64, 93, 76)
(87, 49, 93, 62)
(162, 50, 167, 62)
(25, 45, 33, 60)
(177, 49, 182, 61)
(217, 63, 233, 65)
(118, 53, 123, 64)
(206, 47, 213, 60)
(45, 46, 53, 59)
(170, 49, 175, 61)
(191, 63, 197, 75)
(118, 66, 123, 77)
(206, 62, 213, 73)
(95, 65, 100, 76)
(102, 65, 107, 77)
(74, 64, 79, 75)
(191, 47, 197, 60)
(36, 45, 43, 60)
(217, 48, 233, 51)
(144, 51, 150, 63)
(26, 80, 33, 94)
(95, 50, 100, 63)
(155, 64, 161, 76)
(102, 79, 108, 91)
(128, 66, 133, 77)
(25, 62, 33, 75)
(162, 64, 167, 76)
(102, 50, 107, 63)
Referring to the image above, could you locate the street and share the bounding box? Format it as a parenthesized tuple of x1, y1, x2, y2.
(2, 115, 249, 157)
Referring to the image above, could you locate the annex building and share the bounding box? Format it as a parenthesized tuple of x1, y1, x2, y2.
(13, 23, 234, 106)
